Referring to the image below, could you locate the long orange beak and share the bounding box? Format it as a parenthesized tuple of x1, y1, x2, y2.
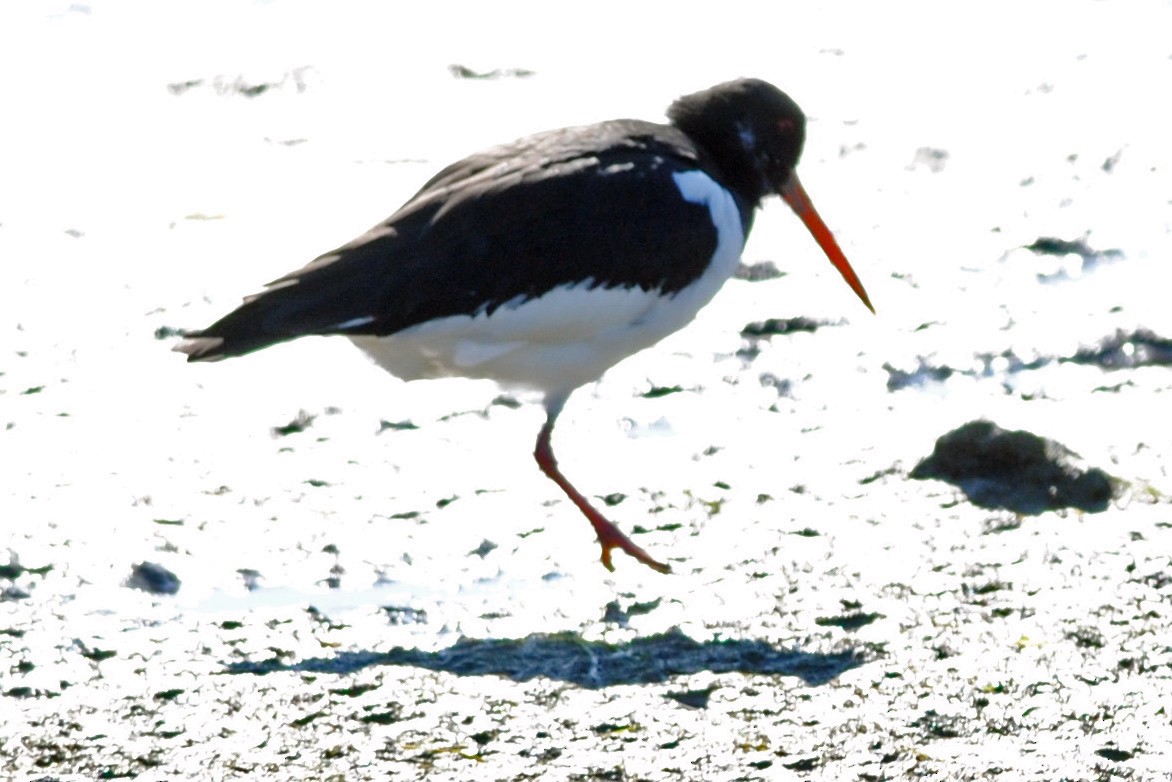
(780, 173, 874, 313)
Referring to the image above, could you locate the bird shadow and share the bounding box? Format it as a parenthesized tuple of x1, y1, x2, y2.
(222, 627, 866, 688)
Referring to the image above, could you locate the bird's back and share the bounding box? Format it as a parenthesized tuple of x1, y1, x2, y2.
(177, 119, 750, 364)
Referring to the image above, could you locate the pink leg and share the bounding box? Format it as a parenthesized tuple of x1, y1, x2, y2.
(533, 415, 671, 574)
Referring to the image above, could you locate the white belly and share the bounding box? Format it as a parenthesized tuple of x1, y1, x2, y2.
(350, 170, 745, 397)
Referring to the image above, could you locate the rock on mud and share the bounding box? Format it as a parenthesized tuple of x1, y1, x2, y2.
(910, 420, 1118, 514)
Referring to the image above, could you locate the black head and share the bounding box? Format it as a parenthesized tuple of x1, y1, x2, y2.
(670, 78, 874, 313)
(667, 78, 806, 206)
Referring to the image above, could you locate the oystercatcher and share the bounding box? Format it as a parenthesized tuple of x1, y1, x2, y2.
(176, 78, 873, 574)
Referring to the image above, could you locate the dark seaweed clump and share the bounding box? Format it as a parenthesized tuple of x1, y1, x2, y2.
(910, 420, 1117, 514)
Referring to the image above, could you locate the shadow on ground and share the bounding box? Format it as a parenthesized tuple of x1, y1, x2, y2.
(223, 628, 866, 688)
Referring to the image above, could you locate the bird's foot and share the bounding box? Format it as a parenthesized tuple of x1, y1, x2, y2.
(594, 521, 671, 574)
(534, 416, 671, 574)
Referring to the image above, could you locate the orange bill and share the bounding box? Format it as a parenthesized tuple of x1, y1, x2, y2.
(780, 173, 874, 313)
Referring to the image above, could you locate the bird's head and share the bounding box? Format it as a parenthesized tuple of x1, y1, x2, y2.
(669, 79, 874, 313)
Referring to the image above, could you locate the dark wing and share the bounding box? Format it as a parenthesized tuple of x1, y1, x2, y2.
(177, 119, 743, 361)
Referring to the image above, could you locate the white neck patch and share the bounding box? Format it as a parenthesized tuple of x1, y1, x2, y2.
(671, 169, 745, 284)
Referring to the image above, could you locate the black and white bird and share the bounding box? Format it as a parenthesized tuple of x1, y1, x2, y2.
(176, 78, 873, 574)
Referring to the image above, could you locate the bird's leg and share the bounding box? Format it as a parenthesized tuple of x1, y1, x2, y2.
(533, 415, 671, 574)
